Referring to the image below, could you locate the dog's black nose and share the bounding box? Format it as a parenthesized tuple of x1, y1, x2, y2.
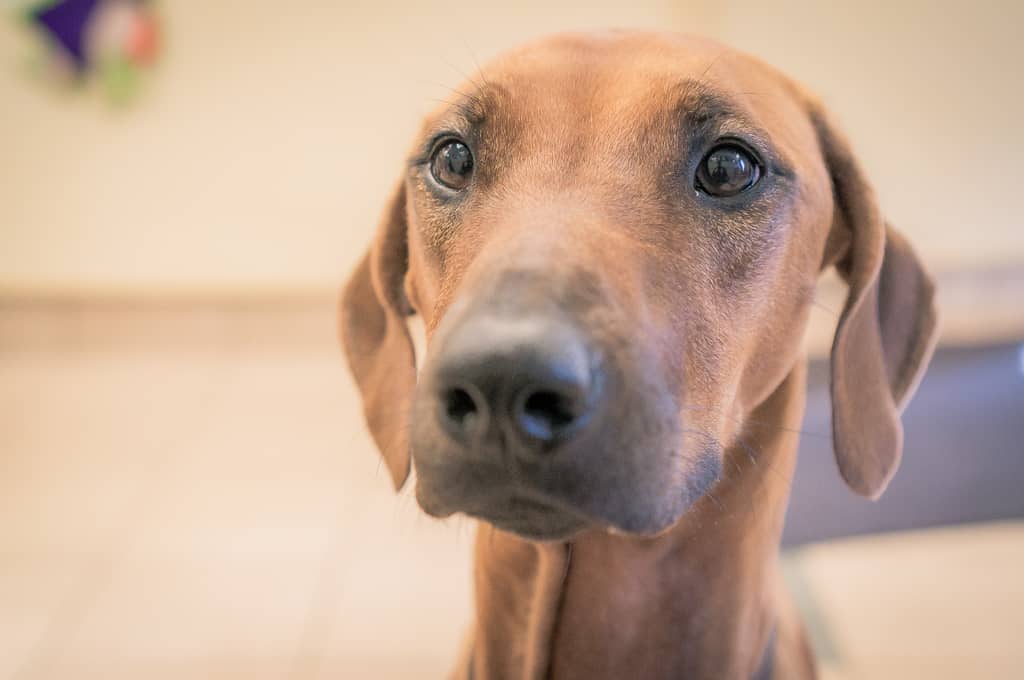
(431, 315, 597, 452)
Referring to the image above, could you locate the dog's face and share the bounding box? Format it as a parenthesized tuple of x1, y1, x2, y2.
(341, 32, 937, 541)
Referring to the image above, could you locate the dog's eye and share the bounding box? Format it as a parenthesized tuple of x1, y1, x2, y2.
(430, 139, 474, 190)
(696, 144, 760, 197)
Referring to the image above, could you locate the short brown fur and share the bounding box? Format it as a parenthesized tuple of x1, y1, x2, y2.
(340, 31, 938, 680)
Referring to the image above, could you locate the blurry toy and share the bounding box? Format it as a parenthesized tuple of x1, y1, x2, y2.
(17, 0, 160, 105)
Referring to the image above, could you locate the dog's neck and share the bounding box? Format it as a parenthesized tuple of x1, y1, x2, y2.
(463, 363, 806, 680)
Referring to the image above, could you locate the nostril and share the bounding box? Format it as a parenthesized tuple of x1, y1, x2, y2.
(439, 385, 489, 443)
(428, 312, 600, 455)
(517, 387, 583, 443)
(444, 387, 478, 426)
(523, 390, 576, 429)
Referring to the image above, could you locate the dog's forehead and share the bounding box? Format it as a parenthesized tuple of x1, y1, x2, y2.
(490, 32, 756, 86)
(428, 33, 797, 131)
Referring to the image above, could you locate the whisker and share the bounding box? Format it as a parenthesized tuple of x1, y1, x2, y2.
(725, 455, 759, 521)
(810, 297, 841, 318)
(427, 97, 470, 110)
(698, 49, 729, 82)
(422, 80, 481, 101)
(460, 37, 491, 89)
(438, 54, 486, 102)
(705, 490, 726, 513)
(679, 401, 830, 440)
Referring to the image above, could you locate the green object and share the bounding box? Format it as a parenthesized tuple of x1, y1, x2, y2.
(100, 53, 139, 105)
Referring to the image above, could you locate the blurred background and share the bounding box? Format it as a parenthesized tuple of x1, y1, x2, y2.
(1, 1, 1022, 679)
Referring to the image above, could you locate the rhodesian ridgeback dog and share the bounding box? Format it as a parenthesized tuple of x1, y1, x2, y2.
(340, 30, 938, 679)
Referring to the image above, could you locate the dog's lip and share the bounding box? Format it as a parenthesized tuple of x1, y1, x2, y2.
(468, 493, 590, 541)
(482, 510, 588, 542)
(504, 494, 561, 515)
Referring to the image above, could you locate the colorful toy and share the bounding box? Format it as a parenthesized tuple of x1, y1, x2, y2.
(18, 0, 160, 105)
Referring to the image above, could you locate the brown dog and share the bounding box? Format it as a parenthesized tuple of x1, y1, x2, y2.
(340, 31, 938, 680)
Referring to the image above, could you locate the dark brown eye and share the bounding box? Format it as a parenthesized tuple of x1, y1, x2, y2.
(430, 139, 474, 190)
(696, 144, 760, 197)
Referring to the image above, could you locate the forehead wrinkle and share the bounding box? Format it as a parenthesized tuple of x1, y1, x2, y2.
(421, 81, 509, 135)
(454, 88, 489, 126)
(672, 79, 756, 131)
(666, 79, 791, 178)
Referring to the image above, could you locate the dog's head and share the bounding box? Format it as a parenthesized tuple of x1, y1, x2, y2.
(340, 32, 938, 541)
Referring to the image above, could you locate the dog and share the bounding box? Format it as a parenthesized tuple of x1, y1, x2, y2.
(340, 30, 938, 680)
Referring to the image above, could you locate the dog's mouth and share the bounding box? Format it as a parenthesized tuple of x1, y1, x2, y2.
(474, 496, 590, 542)
(420, 483, 591, 541)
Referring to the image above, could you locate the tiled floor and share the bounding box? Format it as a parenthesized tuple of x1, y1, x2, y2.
(1, 304, 1021, 679)
(795, 524, 1024, 680)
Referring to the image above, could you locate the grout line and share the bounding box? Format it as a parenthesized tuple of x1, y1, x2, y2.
(286, 484, 387, 679)
(286, 522, 355, 680)
(10, 348, 240, 679)
(781, 550, 842, 665)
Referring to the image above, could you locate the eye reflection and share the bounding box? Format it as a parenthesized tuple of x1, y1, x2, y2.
(430, 140, 474, 190)
(696, 144, 760, 197)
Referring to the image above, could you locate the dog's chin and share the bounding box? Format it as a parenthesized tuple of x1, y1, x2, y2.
(417, 486, 590, 542)
(414, 471, 714, 544)
(462, 501, 681, 543)
(602, 511, 684, 539)
(483, 514, 589, 542)
(474, 499, 591, 542)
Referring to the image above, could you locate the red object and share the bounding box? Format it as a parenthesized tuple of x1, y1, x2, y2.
(126, 13, 158, 64)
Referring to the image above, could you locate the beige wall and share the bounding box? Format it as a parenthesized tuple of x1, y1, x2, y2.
(1, 0, 1021, 295)
(696, 0, 1024, 272)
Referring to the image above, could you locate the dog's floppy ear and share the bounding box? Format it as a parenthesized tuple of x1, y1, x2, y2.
(339, 182, 416, 490)
(811, 102, 939, 499)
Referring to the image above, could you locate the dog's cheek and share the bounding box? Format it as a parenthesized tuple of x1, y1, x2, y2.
(403, 199, 452, 323)
(618, 452, 722, 536)
(630, 361, 717, 534)
(733, 205, 825, 408)
(738, 282, 815, 409)
(406, 382, 458, 490)
(700, 204, 782, 293)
